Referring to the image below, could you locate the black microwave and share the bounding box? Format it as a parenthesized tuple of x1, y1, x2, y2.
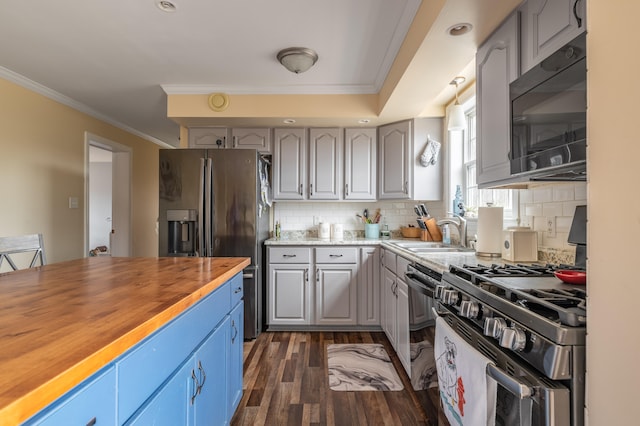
(510, 33, 586, 180)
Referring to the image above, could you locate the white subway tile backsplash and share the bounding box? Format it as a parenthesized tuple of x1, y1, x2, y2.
(574, 183, 587, 200)
(562, 201, 586, 217)
(533, 187, 553, 203)
(542, 202, 564, 218)
(552, 184, 575, 202)
(556, 216, 573, 233)
(519, 188, 533, 204)
(525, 204, 543, 217)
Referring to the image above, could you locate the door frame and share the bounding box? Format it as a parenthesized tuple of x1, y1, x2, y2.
(84, 132, 132, 257)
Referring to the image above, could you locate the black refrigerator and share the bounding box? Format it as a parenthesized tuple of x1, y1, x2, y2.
(159, 148, 270, 339)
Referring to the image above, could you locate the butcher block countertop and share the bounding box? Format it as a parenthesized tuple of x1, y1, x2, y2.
(0, 256, 249, 425)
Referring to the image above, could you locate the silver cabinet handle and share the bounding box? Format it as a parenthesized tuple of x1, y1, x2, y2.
(304, 268, 309, 282)
(86, 418, 97, 426)
(190, 369, 199, 404)
(198, 360, 206, 392)
(299, 183, 303, 196)
(329, 254, 343, 258)
(316, 268, 320, 282)
(231, 319, 238, 344)
(283, 254, 297, 258)
(345, 183, 349, 196)
(573, 0, 583, 28)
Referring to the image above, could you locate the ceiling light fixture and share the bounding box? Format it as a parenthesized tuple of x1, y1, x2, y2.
(358, 119, 371, 124)
(277, 47, 318, 74)
(447, 23, 472, 36)
(448, 76, 466, 132)
(283, 119, 296, 124)
(156, 0, 177, 12)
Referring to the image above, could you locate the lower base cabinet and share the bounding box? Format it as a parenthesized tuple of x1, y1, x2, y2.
(24, 273, 244, 426)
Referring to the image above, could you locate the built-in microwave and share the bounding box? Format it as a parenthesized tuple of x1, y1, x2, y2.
(510, 33, 586, 180)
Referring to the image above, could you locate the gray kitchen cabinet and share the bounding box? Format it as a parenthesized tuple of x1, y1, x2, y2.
(344, 128, 377, 200)
(358, 247, 380, 326)
(188, 127, 271, 153)
(308, 128, 342, 200)
(382, 267, 398, 348)
(476, 11, 520, 188)
(378, 120, 411, 199)
(378, 119, 442, 200)
(395, 276, 410, 376)
(188, 127, 229, 149)
(314, 247, 358, 325)
(230, 128, 271, 153)
(520, 0, 586, 74)
(267, 248, 312, 326)
(273, 128, 307, 200)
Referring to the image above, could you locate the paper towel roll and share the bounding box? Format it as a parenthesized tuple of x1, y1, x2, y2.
(476, 206, 504, 257)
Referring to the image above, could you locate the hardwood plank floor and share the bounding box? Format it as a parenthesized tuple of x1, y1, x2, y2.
(231, 331, 446, 426)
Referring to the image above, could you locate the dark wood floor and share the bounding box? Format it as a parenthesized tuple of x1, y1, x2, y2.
(231, 331, 446, 426)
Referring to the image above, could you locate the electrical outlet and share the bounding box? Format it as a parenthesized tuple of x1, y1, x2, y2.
(546, 216, 556, 237)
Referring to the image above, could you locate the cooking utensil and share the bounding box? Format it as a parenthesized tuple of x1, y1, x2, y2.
(554, 270, 586, 285)
(414, 206, 422, 217)
(363, 209, 370, 223)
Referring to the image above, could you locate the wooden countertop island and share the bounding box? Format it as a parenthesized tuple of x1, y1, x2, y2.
(0, 256, 249, 425)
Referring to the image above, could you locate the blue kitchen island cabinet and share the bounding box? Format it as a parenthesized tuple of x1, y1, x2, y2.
(16, 258, 247, 426)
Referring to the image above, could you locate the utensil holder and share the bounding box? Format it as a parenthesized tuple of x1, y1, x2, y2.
(364, 223, 380, 239)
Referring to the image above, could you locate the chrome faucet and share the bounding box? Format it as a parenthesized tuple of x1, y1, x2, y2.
(436, 215, 468, 247)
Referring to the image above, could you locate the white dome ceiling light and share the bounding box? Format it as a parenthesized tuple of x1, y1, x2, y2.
(277, 47, 319, 74)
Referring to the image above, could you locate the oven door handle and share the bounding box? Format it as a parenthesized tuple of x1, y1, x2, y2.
(404, 272, 435, 298)
(486, 364, 532, 399)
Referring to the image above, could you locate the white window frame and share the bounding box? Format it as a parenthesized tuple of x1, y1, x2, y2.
(447, 93, 518, 224)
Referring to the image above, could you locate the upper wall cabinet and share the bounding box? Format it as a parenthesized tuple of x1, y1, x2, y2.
(520, 0, 586, 73)
(476, 11, 520, 188)
(188, 127, 271, 153)
(344, 128, 377, 200)
(273, 128, 307, 200)
(378, 119, 442, 201)
(308, 128, 342, 200)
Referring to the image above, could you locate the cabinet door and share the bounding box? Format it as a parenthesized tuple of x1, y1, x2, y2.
(521, 0, 586, 73)
(189, 127, 229, 149)
(308, 128, 342, 200)
(382, 268, 397, 348)
(273, 128, 306, 200)
(358, 247, 380, 326)
(227, 302, 244, 416)
(268, 263, 311, 325)
(315, 264, 358, 325)
(476, 12, 519, 187)
(193, 317, 230, 426)
(344, 128, 377, 200)
(378, 121, 411, 199)
(26, 367, 116, 426)
(125, 360, 192, 426)
(231, 128, 271, 153)
(395, 278, 411, 377)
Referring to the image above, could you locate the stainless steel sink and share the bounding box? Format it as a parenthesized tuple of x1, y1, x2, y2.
(389, 241, 474, 253)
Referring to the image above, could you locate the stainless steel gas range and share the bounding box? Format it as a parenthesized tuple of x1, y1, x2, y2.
(435, 263, 586, 426)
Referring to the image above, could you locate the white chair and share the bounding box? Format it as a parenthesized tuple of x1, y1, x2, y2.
(0, 234, 47, 271)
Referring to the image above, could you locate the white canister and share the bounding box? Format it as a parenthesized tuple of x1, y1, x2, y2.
(331, 223, 344, 241)
(318, 222, 330, 240)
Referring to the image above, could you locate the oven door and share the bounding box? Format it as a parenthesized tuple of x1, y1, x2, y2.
(435, 307, 572, 426)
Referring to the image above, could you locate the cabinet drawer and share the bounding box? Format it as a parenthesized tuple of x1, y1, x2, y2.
(315, 247, 358, 263)
(268, 247, 311, 263)
(382, 249, 397, 275)
(117, 281, 231, 422)
(396, 256, 411, 277)
(25, 366, 116, 426)
(229, 272, 243, 307)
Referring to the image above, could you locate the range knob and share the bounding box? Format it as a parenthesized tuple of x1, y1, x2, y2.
(499, 327, 527, 352)
(484, 317, 507, 339)
(434, 285, 447, 299)
(441, 289, 459, 305)
(459, 301, 480, 319)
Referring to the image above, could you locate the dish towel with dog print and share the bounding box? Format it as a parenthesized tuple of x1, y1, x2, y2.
(435, 316, 497, 426)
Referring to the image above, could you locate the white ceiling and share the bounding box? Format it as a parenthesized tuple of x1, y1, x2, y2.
(0, 0, 519, 147)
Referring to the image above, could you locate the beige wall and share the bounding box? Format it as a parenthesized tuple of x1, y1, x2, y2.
(587, 0, 640, 423)
(0, 78, 160, 263)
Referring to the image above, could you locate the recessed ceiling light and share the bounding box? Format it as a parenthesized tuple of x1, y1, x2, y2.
(447, 23, 472, 36)
(358, 119, 370, 124)
(157, 0, 177, 12)
(283, 119, 296, 124)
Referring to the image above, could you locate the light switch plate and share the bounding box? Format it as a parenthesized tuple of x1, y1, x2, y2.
(546, 216, 556, 237)
(68, 196, 79, 209)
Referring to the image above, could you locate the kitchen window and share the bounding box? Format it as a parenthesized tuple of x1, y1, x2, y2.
(449, 96, 516, 221)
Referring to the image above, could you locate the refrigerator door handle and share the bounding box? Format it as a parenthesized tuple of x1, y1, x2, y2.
(204, 158, 214, 257)
(198, 158, 205, 256)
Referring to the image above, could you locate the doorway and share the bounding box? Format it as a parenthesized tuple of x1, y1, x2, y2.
(85, 132, 132, 257)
